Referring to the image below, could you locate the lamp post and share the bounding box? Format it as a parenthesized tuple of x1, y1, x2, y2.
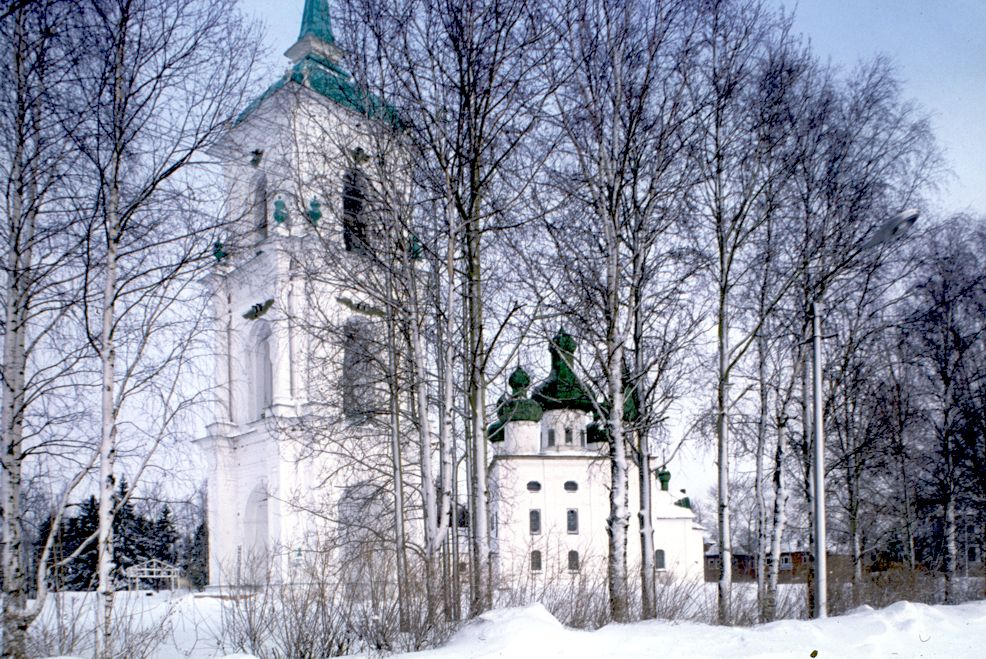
(812, 208, 919, 619)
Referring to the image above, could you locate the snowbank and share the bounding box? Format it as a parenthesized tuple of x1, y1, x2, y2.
(397, 600, 986, 659)
(33, 591, 986, 658)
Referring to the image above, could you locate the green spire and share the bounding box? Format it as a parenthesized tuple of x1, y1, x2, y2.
(285, 0, 341, 65)
(298, 0, 335, 44)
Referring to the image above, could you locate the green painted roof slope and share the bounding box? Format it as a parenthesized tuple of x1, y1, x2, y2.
(235, 53, 398, 126)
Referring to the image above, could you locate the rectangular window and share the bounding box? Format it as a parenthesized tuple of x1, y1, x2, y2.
(568, 550, 580, 571)
(654, 549, 666, 571)
(580, 428, 586, 446)
(564, 427, 573, 444)
(529, 509, 541, 535)
(531, 550, 542, 572)
(780, 555, 792, 570)
(567, 509, 579, 534)
(547, 428, 556, 447)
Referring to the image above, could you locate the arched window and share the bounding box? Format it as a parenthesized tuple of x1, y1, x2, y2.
(243, 485, 269, 584)
(253, 321, 273, 418)
(564, 427, 573, 444)
(336, 482, 394, 598)
(530, 550, 542, 572)
(567, 509, 579, 534)
(529, 509, 541, 535)
(252, 173, 268, 239)
(654, 549, 666, 571)
(342, 317, 378, 422)
(567, 550, 580, 572)
(342, 168, 370, 254)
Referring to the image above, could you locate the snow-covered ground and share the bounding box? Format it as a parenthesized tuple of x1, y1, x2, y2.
(30, 589, 986, 658)
(407, 600, 986, 658)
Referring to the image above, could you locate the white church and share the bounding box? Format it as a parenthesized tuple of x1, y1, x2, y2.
(197, 0, 704, 591)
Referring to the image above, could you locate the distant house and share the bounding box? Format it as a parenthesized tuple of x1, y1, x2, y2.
(703, 547, 848, 583)
(703, 546, 756, 582)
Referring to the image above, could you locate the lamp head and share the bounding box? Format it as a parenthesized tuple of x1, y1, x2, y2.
(862, 208, 920, 249)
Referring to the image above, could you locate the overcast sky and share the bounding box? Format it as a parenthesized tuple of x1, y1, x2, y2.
(243, 0, 985, 216)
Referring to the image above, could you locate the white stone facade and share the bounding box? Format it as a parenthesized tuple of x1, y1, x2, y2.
(490, 410, 705, 585)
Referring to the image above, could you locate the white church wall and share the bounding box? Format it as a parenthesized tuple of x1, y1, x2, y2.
(491, 418, 706, 588)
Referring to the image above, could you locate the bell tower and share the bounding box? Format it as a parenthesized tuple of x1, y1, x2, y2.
(197, 0, 389, 587)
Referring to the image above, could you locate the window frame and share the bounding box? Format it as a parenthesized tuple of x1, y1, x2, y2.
(566, 508, 579, 534)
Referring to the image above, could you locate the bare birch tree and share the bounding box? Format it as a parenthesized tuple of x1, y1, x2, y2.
(523, 0, 703, 622)
(0, 3, 95, 655)
(335, 0, 557, 614)
(66, 1, 258, 654)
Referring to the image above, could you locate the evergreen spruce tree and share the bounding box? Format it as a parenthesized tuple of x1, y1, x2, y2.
(183, 520, 209, 590)
(111, 479, 155, 581)
(59, 496, 99, 591)
(151, 506, 178, 565)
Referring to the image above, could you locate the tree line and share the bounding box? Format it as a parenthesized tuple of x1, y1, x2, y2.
(317, 0, 958, 631)
(35, 479, 207, 591)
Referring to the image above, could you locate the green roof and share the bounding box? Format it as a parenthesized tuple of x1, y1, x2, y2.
(235, 53, 399, 126)
(488, 366, 544, 442)
(532, 328, 595, 413)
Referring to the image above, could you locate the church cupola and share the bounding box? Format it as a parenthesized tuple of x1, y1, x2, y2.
(487, 366, 543, 443)
(285, 0, 342, 65)
(532, 328, 594, 413)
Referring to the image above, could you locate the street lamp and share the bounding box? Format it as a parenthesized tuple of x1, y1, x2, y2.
(812, 208, 919, 619)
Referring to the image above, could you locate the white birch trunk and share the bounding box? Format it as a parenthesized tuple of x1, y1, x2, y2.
(607, 342, 629, 622)
(97, 17, 128, 653)
(407, 258, 450, 621)
(466, 221, 491, 613)
(764, 416, 788, 622)
(1, 17, 33, 649)
(435, 221, 458, 619)
(637, 441, 656, 618)
(1, 153, 32, 659)
(604, 203, 630, 621)
(97, 209, 119, 659)
(754, 337, 769, 621)
(716, 287, 732, 625)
